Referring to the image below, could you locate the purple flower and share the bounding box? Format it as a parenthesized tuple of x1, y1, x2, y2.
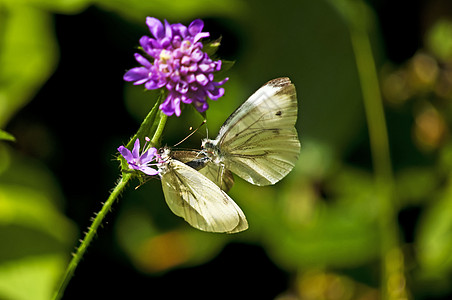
(118, 138, 159, 175)
(124, 17, 228, 117)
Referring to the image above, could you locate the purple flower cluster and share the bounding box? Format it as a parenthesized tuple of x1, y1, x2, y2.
(124, 17, 228, 117)
(118, 138, 159, 176)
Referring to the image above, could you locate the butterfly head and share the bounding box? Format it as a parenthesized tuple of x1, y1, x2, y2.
(201, 138, 223, 164)
(156, 147, 173, 175)
(201, 138, 215, 150)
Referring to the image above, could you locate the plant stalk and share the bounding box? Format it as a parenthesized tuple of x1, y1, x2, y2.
(52, 173, 132, 300)
(349, 23, 408, 300)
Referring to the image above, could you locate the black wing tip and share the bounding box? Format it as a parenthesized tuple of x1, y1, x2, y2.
(266, 77, 296, 97)
(266, 77, 292, 88)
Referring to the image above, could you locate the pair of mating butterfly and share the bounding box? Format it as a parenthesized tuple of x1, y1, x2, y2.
(120, 78, 301, 234)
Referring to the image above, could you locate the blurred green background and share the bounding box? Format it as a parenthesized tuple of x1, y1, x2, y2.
(2, 0, 452, 299)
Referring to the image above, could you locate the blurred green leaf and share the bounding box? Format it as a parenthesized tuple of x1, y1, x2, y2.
(395, 167, 438, 206)
(5, 0, 90, 13)
(203, 37, 222, 58)
(96, 0, 244, 22)
(0, 129, 15, 142)
(0, 144, 76, 300)
(0, 3, 58, 127)
(416, 180, 452, 278)
(0, 255, 67, 300)
(0, 144, 65, 208)
(125, 93, 163, 149)
(0, 185, 75, 243)
(427, 19, 452, 62)
(229, 164, 380, 270)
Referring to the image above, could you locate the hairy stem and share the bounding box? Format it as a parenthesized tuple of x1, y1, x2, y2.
(52, 173, 132, 300)
(54, 97, 167, 299)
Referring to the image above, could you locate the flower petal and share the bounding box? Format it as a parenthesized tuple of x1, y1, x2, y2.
(206, 86, 225, 100)
(132, 139, 140, 158)
(126, 18, 228, 118)
(198, 63, 211, 73)
(118, 146, 133, 162)
(123, 67, 150, 83)
(159, 94, 176, 116)
(134, 53, 152, 68)
(175, 81, 189, 94)
(148, 147, 157, 157)
(216, 77, 229, 86)
(191, 48, 204, 62)
(196, 73, 209, 86)
(140, 147, 157, 163)
(193, 99, 209, 112)
(171, 23, 187, 38)
(145, 78, 166, 90)
(193, 32, 209, 43)
(181, 94, 192, 104)
(146, 17, 165, 40)
(174, 96, 182, 117)
(164, 19, 173, 41)
(188, 19, 204, 36)
(140, 166, 159, 176)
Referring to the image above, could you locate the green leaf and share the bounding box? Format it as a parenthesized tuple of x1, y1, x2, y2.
(95, 0, 244, 21)
(5, 0, 90, 13)
(214, 60, 234, 82)
(0, 185, 75, 244)
(203, 37, 222, 57)
(230, 164, 380, 270)
(416, 182, 452, 277)
(0, 186, 76, 300)
(119, 92, 167, 171)
(427, 19, 452, 62)
(0, 144, 76, 300)
(0, 255, 67, 300)
(0, 129, 15, 142)
(124, 92, 163, 148)
(0, 4, 58, 127)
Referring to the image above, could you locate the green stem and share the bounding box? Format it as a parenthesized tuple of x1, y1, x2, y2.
(52, 173, 132, 300)
(151, 112, 168, 146)
(54, 97, 168, 299)
(349, 23, 407, 300)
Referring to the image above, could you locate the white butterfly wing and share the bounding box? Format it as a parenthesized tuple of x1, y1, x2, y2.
(159, 158, 247, 233)
(203, 77, 300, 186)
(197, 162, 235, 193)
(171, 150, 235, 192)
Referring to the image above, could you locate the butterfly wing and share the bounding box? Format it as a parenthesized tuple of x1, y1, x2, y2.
(160, 158, 247, 233)
(204, 77, 300, 186)
(197, 162, 235, 193)
(172, 150, 235, 192)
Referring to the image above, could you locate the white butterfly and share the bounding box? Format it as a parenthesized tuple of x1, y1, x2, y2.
(201, 77, 300, 186)
(171, 150, 235, 192)
(157, 147, 248, 233)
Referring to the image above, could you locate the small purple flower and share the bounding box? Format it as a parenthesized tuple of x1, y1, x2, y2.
(118, 138, 159, 175)
(124, 17, 228, 117)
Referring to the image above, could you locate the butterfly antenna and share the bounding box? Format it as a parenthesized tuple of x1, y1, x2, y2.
(173, 119, 206, 147)
(134, 177, 152, 190)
